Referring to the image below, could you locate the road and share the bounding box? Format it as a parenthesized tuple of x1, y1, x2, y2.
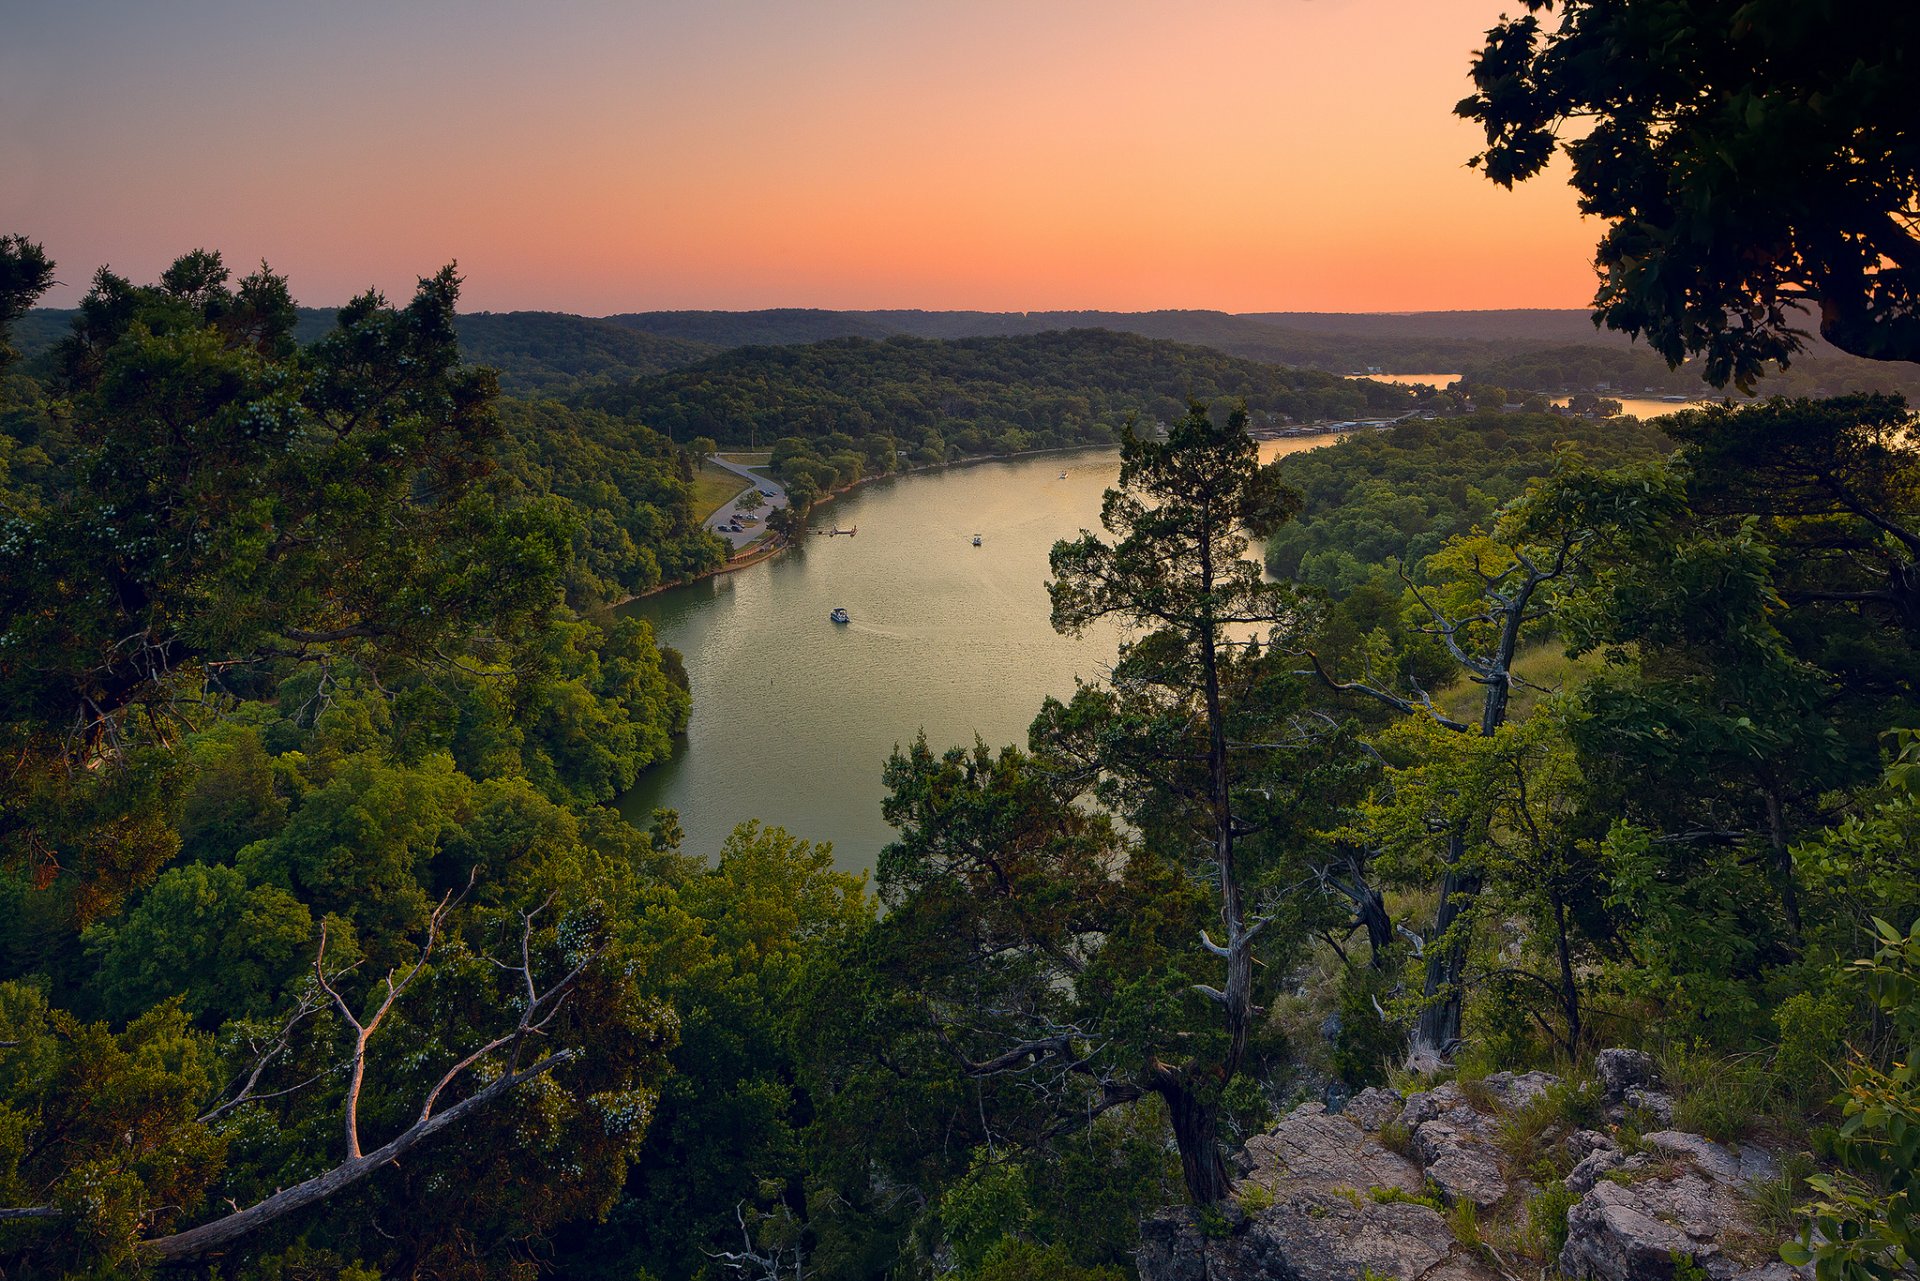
(704, 455, 788, 551)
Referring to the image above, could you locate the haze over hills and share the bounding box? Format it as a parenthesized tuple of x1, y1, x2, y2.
(17, 304, 1919, 401)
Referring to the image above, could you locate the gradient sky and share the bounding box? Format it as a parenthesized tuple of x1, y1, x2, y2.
(4, 1, 1598, 314)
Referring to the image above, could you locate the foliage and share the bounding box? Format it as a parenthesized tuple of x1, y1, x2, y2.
(1460, 0, 1920, 383)
(1262, 410, 1672, 596)
(1784, 756, 1920, 1279)
(584, 328, 1414, 457)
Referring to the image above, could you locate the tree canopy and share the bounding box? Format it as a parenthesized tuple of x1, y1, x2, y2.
(1459, 0, 1920, 386)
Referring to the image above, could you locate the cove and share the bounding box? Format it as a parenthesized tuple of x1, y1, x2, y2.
(617, 439, 1328, 873)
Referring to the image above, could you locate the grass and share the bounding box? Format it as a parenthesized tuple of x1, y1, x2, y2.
(1495, 1078, 1606, 1172)
(1370, 1184, 1442, 1210)
(692, 461, 754, 521)
(715, 450, 772, 466)
(1437, 641, 1607, 723)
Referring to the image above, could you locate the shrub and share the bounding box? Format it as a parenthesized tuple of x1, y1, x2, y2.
(1525, 1182, 1582, 1261)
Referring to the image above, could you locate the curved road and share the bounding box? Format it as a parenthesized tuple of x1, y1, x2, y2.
(704, 455, 788, 552)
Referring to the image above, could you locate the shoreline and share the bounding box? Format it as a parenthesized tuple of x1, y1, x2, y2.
(613, 439, 1119, 606)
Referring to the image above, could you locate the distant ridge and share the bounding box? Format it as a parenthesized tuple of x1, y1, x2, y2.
(18, 304, 1915, 401)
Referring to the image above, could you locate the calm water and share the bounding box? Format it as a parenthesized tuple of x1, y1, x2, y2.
(1353, 373, 1708, 421)
(616, 440, 1326, 872)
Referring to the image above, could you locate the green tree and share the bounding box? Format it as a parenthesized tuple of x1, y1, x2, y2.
(1040, 403, 1345, 1201)
(0, 235, 54, 372)
(1459, 0, 1920, 384)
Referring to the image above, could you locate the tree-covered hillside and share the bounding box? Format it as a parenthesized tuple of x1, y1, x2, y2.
(13, 306, 715, 395)
(582, 328, 1416, 457)
(1262, 410, 1675, 594)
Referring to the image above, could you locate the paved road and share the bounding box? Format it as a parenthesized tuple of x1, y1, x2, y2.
(704, 455, 788, 551)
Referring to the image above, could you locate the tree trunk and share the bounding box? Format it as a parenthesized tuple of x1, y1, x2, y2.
(1408, 837, 1478, 1069)
(1763, 785, 1802, 938)
(1549, 884, 1581, 1055)
(1153, 1066, 1231, 1205)
(1354, 881, 1394, 969)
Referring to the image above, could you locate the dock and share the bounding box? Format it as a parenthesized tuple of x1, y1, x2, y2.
(813, 525, 858, 537)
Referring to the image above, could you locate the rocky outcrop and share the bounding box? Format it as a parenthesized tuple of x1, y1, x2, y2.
(1593, 1047, 1678, 1126)
(1137, 1051, 1805, 1281)
(1401, 1083, 1508, 1209)
(1343, 1085, 1404, 1132)
(1138, 1102, 1500, 1281)
(1557, 1130, 1799, 1281)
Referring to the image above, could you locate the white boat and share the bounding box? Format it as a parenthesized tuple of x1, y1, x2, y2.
(829, 607, 850, 624)
(1059, 471, 1068, 479)
(971, 534, 982, 546)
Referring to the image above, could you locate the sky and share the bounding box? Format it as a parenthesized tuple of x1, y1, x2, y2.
(3, 1, 1599, 314)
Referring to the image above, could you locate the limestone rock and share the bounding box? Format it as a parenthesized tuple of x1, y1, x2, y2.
(1643, 1130, 1779, 1186)
(1565, 1129, 1618, 1163)
(1401, 1086, 1507, 1208)
(1594, 1048, 1660, 1101)
(1625, 1088, 1677, 1126)
(1558, 1129, 1791, 1281)
(1565, 1147, 1640, 1196)
(1559, 1172, 1746, 1279)
(1138, 1194, 1502, 1281)
(1344, 1085, 1405, 1132)
(1481, 1069, 1560, 1111)
(1241, 1103, 1424, 1197)
(1401, 1081, 1470, 1129)
(1137, 1103, 1502, 1281)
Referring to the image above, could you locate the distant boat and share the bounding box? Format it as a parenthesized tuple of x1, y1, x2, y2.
(829, 607, 850, 624)
(1058, 471, 1068, 479)
(971, 534, 982, 546)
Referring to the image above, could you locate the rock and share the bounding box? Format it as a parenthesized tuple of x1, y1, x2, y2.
(1594, 1048, 1660, 1102)
(1400, 1085, 1509, 1208)
(1138, 1195, 1503, 1281)
(1565, 1147, 1639, 1196)
(1412, 1115, 1508, 1208)
(1482, 1069, 1560, 1111)
(1643, 1130, 1779, 1186)
(1566, 1129, 1618, 1163)
(1424, 1142, 1509, 1209)
(1344, 1085, 1405, 1132)
(1559, 1171, 1745, 1279)
(1241, 1104, 1424, 1197)
(1323, 1079, 1351, 1114)
(1138, 1103, 1503, 1281)
(1401, 1081, 1471, 1128)
(1625, 1088, 1677, 1126)
(1730, 1265, 1810, 1280)
(1557, 1130, 1794, 1281)
(1135, 1209, 1208, 1281)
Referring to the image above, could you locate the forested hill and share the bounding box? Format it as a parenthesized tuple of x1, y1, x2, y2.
(603, 306, 1559, 371)
(580, 328, 1416, 456)
(13, 307, 718, 394)
(23, 300, 1917, 400)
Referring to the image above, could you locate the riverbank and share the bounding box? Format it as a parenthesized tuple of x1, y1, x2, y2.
(614, 439, 1119, 605)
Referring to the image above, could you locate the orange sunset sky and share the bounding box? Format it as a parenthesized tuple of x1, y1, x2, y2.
(3, 1, 1599, 314)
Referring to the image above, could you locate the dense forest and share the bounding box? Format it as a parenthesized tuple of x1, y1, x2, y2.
(24, 300, 1920, 407)
(582, 329, 1414, 456)
(9, 307, 718, 397)
(5, 236, 1918, 1281)
(2, 2, 1918, 1275)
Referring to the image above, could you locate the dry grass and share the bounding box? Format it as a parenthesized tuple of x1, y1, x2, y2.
(1437, 642, 1607, 724)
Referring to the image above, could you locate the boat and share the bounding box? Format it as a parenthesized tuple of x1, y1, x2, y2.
(971, 534, 982, 546)
(1059, 471, 1068, 479)
(829, 607, 850, 624)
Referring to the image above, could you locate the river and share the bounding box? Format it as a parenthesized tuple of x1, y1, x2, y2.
(616, 439, 1328, 874)
(1353, 372, 1708, 421)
